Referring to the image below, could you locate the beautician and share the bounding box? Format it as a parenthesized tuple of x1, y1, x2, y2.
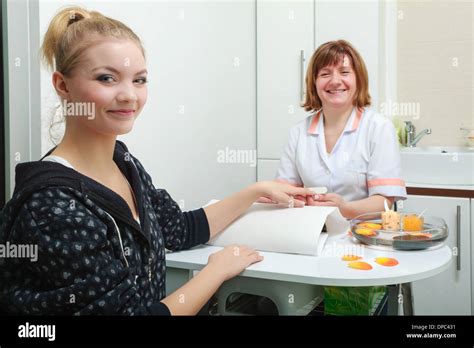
(276, 40, 407, 217)
(0, 6, 313, 315)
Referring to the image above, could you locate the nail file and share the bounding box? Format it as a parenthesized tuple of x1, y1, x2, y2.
(308, 187, 328, 194)
(384, 199, 389, 212)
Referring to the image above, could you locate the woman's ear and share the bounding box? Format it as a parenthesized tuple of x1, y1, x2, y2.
(52, 71, 70, 99)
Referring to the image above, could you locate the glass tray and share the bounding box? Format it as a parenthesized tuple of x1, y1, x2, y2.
(350, 212, 448, 251)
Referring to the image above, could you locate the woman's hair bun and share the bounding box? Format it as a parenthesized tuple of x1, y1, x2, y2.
(66, 10, 87, 26)
(40, 5, 144, 74)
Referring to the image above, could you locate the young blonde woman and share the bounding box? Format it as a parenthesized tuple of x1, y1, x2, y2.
(0, 6, 312, 315)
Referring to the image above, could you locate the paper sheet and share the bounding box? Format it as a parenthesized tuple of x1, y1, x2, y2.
(206, 200, 350, 256)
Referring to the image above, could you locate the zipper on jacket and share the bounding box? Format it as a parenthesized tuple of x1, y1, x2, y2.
(148, 257, 152, 283)
(89, 192, 142, 233)
(88, 191, 150, 245)
(104, 211, 129, 268)
(147, 226, 152, 283)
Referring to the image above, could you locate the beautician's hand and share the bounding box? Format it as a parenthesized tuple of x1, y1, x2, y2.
(207, 245, 263, 281)
(256, 181, 312, 207)
(307, 193, 348, 212)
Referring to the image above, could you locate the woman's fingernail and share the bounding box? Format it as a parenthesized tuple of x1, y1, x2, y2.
(314, 194, 320, 200)
(288, 199, 295, 208)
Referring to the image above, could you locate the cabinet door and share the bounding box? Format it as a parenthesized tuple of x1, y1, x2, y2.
(399, 195, 471, 315)
(257, 0, 314, 159)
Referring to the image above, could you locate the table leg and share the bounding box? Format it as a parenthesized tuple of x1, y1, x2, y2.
(401, 282, 414, 315)
(387, 284, 400, 315)
(387, 283, 414, 315)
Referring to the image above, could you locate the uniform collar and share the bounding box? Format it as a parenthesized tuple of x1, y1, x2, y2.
(308, 107, 364, 135)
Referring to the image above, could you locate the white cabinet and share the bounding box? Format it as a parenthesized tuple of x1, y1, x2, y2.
(257, 0, 314, 160)
(398, 195, 471, 315)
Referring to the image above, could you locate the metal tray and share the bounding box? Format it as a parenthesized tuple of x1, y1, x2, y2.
(350, 212, 448, 251)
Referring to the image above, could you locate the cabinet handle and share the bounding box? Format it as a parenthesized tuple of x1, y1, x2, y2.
(300, 50, 305, 103)
(456, 205, 461, 271)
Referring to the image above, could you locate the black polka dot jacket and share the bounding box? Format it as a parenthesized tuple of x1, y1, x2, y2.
(0, 141, 210, 315)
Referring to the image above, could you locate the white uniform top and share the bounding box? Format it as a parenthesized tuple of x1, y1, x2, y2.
(276, 107, 407, 202)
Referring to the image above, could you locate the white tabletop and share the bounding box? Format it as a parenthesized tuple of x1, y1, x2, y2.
(166, 239, 453, 287)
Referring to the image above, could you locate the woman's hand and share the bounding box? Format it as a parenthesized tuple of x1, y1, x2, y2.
(255, 181, 314, 208)
(203, 181, 314, 239)
(307, 192, 348, 212)
(307, 193, 395, 219)
(163, 245, 263, 315)
(207, 245, 263, 282)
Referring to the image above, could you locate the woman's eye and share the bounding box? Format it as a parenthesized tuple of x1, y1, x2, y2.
(134, 77, 148, 84)
(320, 73, 329, 77)
(342, 71, 350, 75)
(97, 75, 115, 83)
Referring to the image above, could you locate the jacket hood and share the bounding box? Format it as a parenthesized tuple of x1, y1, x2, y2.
(14, 140, 129, 193)
(1, 140, 133, 236)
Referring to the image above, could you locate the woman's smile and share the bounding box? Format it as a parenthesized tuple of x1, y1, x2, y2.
(325, 88, 348, 95)
(107, 109, 136, 118)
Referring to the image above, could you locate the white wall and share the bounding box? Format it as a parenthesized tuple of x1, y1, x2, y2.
(397, 0, 473, 147)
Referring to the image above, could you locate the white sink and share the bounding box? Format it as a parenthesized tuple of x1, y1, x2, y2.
(400, 146, 474, 186)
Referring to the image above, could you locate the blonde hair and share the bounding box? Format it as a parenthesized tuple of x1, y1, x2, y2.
(302, 40, 371, 112)
(41, 6, 145, 75)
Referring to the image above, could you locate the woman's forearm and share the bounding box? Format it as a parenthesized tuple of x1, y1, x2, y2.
(161, 264, 224, 315)
(203, 183, 262, 238)
(342, 195, 394, 219)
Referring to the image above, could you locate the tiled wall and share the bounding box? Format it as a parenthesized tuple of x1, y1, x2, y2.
(397, 0, 473, 147)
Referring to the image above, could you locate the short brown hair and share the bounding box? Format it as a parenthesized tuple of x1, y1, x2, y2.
(302, 40, 371, 112)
